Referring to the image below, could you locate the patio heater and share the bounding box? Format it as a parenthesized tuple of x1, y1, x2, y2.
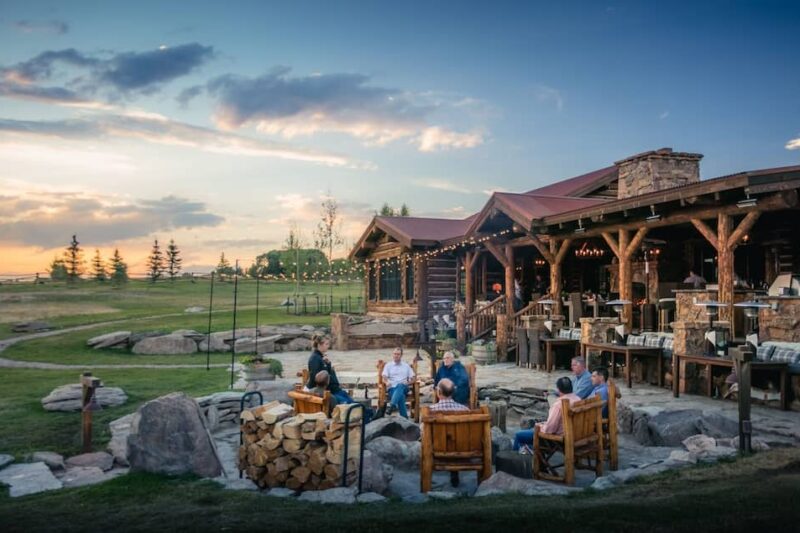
(694, 301, 728, 357)
(605, 299, 630, 345)
(733, 301, 771, 351)
(537, 298, 557, 336)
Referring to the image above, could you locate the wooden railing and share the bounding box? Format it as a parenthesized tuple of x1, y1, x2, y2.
(466, 298, 505, 341)
(506, 301, 539, 351)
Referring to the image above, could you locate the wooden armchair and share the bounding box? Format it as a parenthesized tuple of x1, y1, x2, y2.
(420, 405, 493, 493)
(533, 395, 604, 485)
(604, 379, 619, 470)
(377, 359, 421, 422)
(433, 361, 477, 409)
(294, 369, 309, 391)
(288, 389, 331, 416)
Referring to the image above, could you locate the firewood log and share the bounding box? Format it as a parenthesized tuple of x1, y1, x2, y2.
(282, 438, 304, 454)
(274, 455, 296, 473)
(285, 477, 303, 490)
(272, 419, 289, 439)
(291, 466, 312, 483)
(245, 465, 265, 480)
(243, 432, 259, 445)
(292, 453, 309, 467)
(281, 417, 304, 440)
(297, 412, 327, 422)
(242, 421, 258, 434)
(331, 404, 362, 424)
(266, 447, 285, 461)
(261, 403, 293, 424)
(257, 434, 282, 451)
(323, 459, 356, 480)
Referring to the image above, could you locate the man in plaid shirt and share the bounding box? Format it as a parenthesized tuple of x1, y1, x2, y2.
(429, 379, 468, 412)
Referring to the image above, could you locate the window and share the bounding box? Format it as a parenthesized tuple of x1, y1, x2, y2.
(368, 262, 377, 301)
(379, 259, 401, 300)
(405, 259, 415, 301)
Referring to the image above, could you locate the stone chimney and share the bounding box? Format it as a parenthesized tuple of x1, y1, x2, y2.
(615, 148, 703, 199)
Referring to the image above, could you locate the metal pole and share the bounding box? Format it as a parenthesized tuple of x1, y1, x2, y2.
(254, 274, 260, 355)
(206, 272, 215, 371)
(230, 260, 240, 389)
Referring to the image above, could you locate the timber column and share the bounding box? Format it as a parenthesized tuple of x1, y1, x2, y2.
(527, 235, 571, 316)
(603, 227, 649, 328)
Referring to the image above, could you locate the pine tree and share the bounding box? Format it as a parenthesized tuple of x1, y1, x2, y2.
(216, 252, 233, 280)
(63, 235, 84, 283)
(146, 239, 165, 282)
(399, 203, 410, 216)
(109, 249, 128, 285)
(91, 249, 107, 281)
(166, 239, 182, 281)
(47, 257, 68, 281)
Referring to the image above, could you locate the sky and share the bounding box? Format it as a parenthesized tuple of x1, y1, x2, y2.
(0, 0, 798, 275)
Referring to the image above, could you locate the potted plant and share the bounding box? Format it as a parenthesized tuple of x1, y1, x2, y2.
(239, 355, 284, 382)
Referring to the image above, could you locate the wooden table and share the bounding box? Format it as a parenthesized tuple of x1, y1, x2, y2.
(541, 338, 580, 373)
(673, 353, 790, 410)
(581, 342, 664, 389)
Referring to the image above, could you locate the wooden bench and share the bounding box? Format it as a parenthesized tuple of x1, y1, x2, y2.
(581, 341, 663, 388)
(533, 395, 604, 485)
(287, 389, 331, 415)
(377, 359, 421, 422)
(420, 405, 493, 493)
(433, 361, 477, 409)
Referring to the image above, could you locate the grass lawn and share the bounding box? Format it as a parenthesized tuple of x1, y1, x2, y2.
(1, 448, 799, 531)
(0, 368, 230, 458)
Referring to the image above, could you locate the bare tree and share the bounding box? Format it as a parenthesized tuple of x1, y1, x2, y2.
(285, 221, 306, 297)
(314, 193, 344, 301)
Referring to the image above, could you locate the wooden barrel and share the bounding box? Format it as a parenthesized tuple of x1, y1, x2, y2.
(471, 343, 496, 365)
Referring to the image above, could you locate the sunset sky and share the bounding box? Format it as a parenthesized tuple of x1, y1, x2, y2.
(1, 1, 798, 275)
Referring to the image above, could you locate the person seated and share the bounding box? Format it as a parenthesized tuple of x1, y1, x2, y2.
(571, 356, 594, 399)
(513, 377, 580, 450)
(309, 370, 338, 415)
(434, 351, 470, 406)
(381, 346, 415, 418)
(683, 270, 707, 289)
(429, 378, 469, 412)
(590, 367, 609, 418)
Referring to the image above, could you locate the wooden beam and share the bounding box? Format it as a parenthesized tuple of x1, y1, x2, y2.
(505, 245, 515, 313)
(717, 214, 734, 322)
(691, 218, 719, 251)
(728, 211, 761, 251)
(526, 232, 555, 264)
(484, 241, 510, 269)
(624, 227, 649, 260)
(602, 232, 620, 259)
(554, 238, 572, 265)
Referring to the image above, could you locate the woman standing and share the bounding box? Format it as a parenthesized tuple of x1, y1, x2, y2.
(306, 334, 354, 405)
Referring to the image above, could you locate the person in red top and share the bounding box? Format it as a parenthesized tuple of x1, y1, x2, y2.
(513, 377, 580, 451)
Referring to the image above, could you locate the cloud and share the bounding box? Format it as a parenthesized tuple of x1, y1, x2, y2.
(176, 84, 204, 107)
(786, 137, 800, 150)
(533, 84, 564, 111)
(416, 127, 483, 152)
(482, 187, 508, 196)
(13, 20, 69, 35)
(202, 238, 274, 248)
(275, 193, 315, 211)
(441, 206, 466, 215)
(0, 191, 224, 248)
(412, 178, 472, 194)
(659, 111, 670, 120)
(0, 115, 367, 168)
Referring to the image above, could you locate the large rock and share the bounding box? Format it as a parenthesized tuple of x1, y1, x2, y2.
(0, 454, 14, 470)
(198, 335, 230, 353)
(132, 334, 198, 355)
(41, 384, 128, 412)
(282, 337, 312, 352)
(491, 427, 514, 454)
(0, 462, 62, 497)
(127, 392, 222, 477)
(297, 486, 357, 504)
(365, 417, 421, 443)
(87, 331, 131, 349)
(66, 451, 114, 471)
(365, 436, 420, 469)
(31, 451, 64, 470)
(234, 336, 279, 355)
(361, 449, 393, 494)
(590, 463, 672, 491)
(60, 467, 114, 488)
(474, 471, 579, 497)
(242, 379, 293, 404)
(108, 413, 134, 466)
(172, 329, 206, 341)
(632, 409, 739, 447)
(682, 434, 717, 454)
(11, 321, 51, 333)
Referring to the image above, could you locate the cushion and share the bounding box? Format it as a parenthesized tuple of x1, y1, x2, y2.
(558, 329, 571, 339)
(770, 347, 800, 364)
(570, 328, 582, 340)
(756, 344, 775, 362)
(626, 335, 646, 346)
(644, 335, 664, 348)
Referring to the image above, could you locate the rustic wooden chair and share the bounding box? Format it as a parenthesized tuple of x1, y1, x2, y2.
(433, 360, 477, 409)
(377, 359, 421, 422)
(533, 395, 604, 485)
(420, 405, 493, 493)
(603, 379, 619, 470)
(294, 369, 309, 391)
(288, 389, 331, 416)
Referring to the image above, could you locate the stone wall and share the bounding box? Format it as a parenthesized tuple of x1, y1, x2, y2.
(615, 148, 702, 199)
(759, 297, 800, 342)
(331, 313, 421, 351)
(520, 314, 565, 334)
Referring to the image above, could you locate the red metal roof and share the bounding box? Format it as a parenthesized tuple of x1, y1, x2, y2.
(525, 165, 618, 197)
(375, 214, 478, 244)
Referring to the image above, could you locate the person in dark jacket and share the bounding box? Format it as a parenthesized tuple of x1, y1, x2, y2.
(306, 334, 353, 405)
(434, 351, 470, 406)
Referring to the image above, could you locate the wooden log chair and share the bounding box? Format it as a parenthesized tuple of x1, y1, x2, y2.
(420, 405, 493, 493)
(294, 369, 310, 391)
(603, 380, 619, 471)
(533, 395, 604, 485)
(433, 361, 478, 409)
(377, 359, 421, 423)
(287, 389, 331, 415)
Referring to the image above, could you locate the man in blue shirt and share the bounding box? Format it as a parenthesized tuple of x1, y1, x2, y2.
(434, 351, 470, 406)
(590, 367, 610, 418)
(571, 356, 593, 399)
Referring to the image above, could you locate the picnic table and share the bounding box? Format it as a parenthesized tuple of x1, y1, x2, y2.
(581, 341, 664, 389)
(541, 338, 581, 372)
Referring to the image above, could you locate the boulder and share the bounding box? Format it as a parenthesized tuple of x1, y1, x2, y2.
(11, 321, 52, 333)
(87, 331, 131, 349)
(0, 462, 62, 497)
(474, 471, 578, 497)
(198, 335, 230, 353)
(60, 467, 110, 488)
(356, 492, 387, 504)
(108, 413, 134, 466)
(41, 384, 127, 412)
(682, 434, 717, 454)
(282, 337, 313, 352)
(204, 405, 220, 431)
(234, 337, 277, 355)
(428, 491, 458, 500)
(634, 409, 738, 447)
(361, 450, 393, 494)
(132, 334, 198, 355)
(172, 329, 206, 341)
(65, 451, 114, 471)
(491, 427, 514, 454)
(128, 331, 167, 345)
(243, 379, 293, 404)
(590, 463, 672, 490)
(127, 392, 223, 477)
(365, 436, 420, 469)
(31, 451, 64, 470)
(265, 487, 297, 498)
(476, 387, 509, 401)
(0, 454, 14, 470)
(365, 417, 421, 443)
(297, 486, 357, 504)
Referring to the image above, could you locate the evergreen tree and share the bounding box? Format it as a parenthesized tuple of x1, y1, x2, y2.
(215, 252, 234, 280)
(378, 203, 395, 216)
(63, 235, 84, 283)
(146, 239, 165, 282)
(399, 203, 410, 216)
(91, 249, 107, 281)
(47, 257, 68, 281)
(166, 239, 182, 281)
(109, 249, 128, 285)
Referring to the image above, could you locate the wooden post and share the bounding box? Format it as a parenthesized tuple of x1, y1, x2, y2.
(717, 214, 734, 323)
(496, 314, 508, 361)
(730, 345, 753, 453)
(456, 309, 466, 352)
(416, 257, 428, 320)
(81, 372, 101, 453)
(464, 250, 480, 314)
(480, 254, 487, 297)
(505, 245, 515, 313)
(602, 227, 647, 329)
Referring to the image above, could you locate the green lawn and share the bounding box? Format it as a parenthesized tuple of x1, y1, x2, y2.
(1, 448, 799, 531)
(0, 368, 230, 458)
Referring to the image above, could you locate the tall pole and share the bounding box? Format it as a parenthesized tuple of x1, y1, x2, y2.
(230, 260, 239, 389)
(296, 247, 300, 299)
(206, 272, 215, 371)
(254, 272, 261, 355)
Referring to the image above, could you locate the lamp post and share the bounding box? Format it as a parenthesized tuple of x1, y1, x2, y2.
(733, 301, 771, 350)
(537, 298, 556, 336)
(605, 299, 630, 344)
(694, 301, 727, 357)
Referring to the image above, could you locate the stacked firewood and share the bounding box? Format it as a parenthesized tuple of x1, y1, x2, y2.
(238, 401, 362, 490)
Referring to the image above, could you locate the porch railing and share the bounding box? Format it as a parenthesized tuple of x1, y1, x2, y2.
(466, 298, 505, 341)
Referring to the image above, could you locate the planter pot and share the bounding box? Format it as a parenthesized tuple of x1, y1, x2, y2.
(242, 365, 276, 382)
(471, 343, 497, 365)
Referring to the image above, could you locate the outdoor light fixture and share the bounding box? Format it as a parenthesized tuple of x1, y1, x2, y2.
(737, 194, 758, 208)
(537, 298, 557, 335)
(605, 299, 630, 344)
(645, 205, 661, 222)
(575, 242, 605, 258)
(695, 301, 728, 357)
(733, 301, 771, 350)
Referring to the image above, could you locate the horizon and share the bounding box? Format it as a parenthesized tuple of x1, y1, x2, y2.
(1, 0, 799, 274)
